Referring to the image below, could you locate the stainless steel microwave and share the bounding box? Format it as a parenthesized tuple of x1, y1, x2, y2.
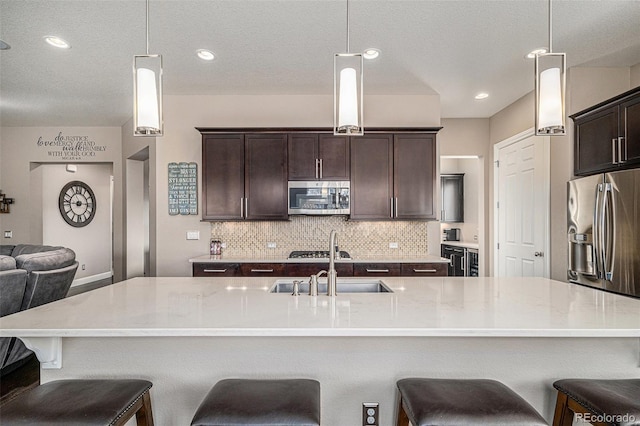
(288, 181, 350, 215)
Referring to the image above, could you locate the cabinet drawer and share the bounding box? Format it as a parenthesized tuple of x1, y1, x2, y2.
(353, 263, 401, 276)
(401, 263, 448, 277)
(192, 263, 241, 277)
(240, 263, 286, 276)
(285, 263, 354, 277)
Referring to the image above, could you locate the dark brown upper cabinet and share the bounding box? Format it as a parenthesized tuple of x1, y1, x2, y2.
(288, 134, 349, 180)
(350, 133, 437, 220)
(201, 134, 288, 221)
(571, 86, 640, 176)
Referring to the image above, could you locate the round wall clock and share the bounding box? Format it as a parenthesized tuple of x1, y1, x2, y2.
(58, 180, 96, 227)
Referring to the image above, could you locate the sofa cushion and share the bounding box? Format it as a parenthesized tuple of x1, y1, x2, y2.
(0, 255, 16, 271)
(11, 244, 63, 257)
(0, 245, 15, 256)
(15, 248, 76, 273)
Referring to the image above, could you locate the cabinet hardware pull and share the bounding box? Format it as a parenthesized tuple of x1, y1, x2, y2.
(618, 137, 626, 163)
(251, 269, 274, 273)
(319, 159, 323, 179)
(413, 269, 437, 273)
(395, 197, 398, 218)
(612, 138, 617, 164)
(203, 269, 227, 273)
(315, 159, 320, 179)
(366, 269, 389, 273)
(245, 198, 248, 217)
(240, 198, 244, 217)
(390, 198, 394, 218)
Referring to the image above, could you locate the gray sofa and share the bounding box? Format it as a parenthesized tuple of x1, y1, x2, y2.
(0, 244, 78, 375)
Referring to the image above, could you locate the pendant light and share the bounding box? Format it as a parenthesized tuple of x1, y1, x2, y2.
(535, 0, 566, 136)
(133, 0, 163, 136)
(334, 0, 363, 136)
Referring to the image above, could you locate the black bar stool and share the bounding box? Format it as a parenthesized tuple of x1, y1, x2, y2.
(191, 378, 320, 426)
(0, 379, 153, 426)
(553, 378, 640, 426)
(396, 378, 547, 426)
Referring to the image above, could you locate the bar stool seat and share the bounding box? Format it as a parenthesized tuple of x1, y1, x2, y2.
(191, 378, 320, 426)
(396, 378, 547, 426)
(553, 379, 640, 426)
(0, 379, 153, 426)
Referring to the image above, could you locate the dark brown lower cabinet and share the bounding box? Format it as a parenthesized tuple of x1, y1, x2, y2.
(192, 263, 241, 277)
(400, 263, 448, 276)
(285, 263, 354, 277)
(353, 263, 402, 277)
(240, 263, 286, 276)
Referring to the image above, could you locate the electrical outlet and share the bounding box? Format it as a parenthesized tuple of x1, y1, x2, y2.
(267, 242, 277, 249)
(474, 234, 478, 241)
(4, 231, 12, 238)
(81, 264, 86, 270)
(389, 242, 398, 249)
(186, 231, 200, 240)
(362, 403, 379, 426)
(221, 242, 227, 248)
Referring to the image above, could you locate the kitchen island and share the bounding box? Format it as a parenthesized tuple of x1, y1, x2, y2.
(1, 276, 639, 425)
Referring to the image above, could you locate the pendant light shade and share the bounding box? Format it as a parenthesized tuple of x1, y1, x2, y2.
(134, 55, 163, 136)
(334, 53, 363, 135)
(535, 0, 566, 136)
(133, 0, 163, 137)
(333, 0, 363, 136)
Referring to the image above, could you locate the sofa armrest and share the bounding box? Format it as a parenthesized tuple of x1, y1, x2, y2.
(21, 261, 79, 310)
(0, 269, 27, 317)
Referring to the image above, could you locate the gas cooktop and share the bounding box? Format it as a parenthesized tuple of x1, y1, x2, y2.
(288, 250, 351, 259)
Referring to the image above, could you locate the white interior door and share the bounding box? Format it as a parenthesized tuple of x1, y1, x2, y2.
(494, 130, 549, 277)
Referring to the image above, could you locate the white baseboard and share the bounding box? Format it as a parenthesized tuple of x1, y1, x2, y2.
(71, 271, 113, 287)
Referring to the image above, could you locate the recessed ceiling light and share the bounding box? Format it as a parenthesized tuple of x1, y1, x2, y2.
(475, 93, 489, 100)
(0, 40, 10, 50)
(526, 48, 547, 59)
(197, 49, 215, 61)
(363, 48, 380, 60)
(43, 36, 70, 49)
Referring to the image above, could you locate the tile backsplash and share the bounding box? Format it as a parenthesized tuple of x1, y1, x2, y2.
(210, 216, 429, 257)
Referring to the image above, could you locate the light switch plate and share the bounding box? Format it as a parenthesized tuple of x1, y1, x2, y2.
(389, 242, 398, 249)
(4, 231, 12, 238)
(186, 231, 200, 240)
(267, 242, 277, 249)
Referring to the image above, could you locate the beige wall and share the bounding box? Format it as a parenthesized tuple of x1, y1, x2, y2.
(0, 126, 124, 280)
(154, 94, 441, 276)
(488, 67, 634, 281)
(629, 63, 640, 89)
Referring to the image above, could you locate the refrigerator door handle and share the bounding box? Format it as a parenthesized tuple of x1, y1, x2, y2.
(603, 183, 615, 281)
(593, 184, 604, 279)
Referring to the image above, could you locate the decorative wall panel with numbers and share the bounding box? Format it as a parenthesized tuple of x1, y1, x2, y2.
(168, 162, 198, 215)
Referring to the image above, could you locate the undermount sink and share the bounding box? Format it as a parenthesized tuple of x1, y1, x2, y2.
(269, 278, 393, 294)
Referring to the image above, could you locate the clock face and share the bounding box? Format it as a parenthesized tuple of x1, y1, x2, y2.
(58, 181, 96, 227)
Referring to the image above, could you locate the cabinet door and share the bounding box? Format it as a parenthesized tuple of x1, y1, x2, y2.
(400, 263, 448, 277)
(240, 263, 286, 276)
(202, 135, 245, 220)
(621, 94, 640, 167)
(285, 263, 354, 277)
(441, 174, 464, 222)
(574, 105, 619, 176)
(192, 263, 241, 277)
(318, 135, 350, 180)
(353, 263, 401, 277)
(245, 134, 288, 220)
(350, 135, 393, 219)
(288, 134, 318, 180)
(394, 134, 437, 219)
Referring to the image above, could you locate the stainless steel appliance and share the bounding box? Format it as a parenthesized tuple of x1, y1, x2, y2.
(467, 248, 479, 277)
(288, 181, 350, 215)
(288, 250, 351, 260)
(567, 169, 640, 298)
(443, 228, 460, 241)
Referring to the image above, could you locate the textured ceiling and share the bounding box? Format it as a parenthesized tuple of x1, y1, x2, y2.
(1, 0, 640, 127)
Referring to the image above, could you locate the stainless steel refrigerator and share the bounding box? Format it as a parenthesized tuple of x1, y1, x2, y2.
(567, 169, 640, 298)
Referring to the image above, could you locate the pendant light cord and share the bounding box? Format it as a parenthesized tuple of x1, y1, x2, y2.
(346, 0, 350, 53)
(548, 0, 552, 53)
(146, 0, 150, 55)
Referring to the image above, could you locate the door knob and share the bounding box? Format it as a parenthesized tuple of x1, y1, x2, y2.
(534, 251, 543, 257)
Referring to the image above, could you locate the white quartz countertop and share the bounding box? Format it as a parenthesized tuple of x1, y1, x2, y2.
(189, 254, 450, 263)
(1, 277, 639, 338)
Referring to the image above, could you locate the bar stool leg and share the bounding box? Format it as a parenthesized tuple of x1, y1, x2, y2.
(396, 395, 410, 426)
(113, 389, 154, 426)
(552, 391, 573, 426)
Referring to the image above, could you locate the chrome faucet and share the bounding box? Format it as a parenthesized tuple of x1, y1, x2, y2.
(327, 230, 338, 296)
